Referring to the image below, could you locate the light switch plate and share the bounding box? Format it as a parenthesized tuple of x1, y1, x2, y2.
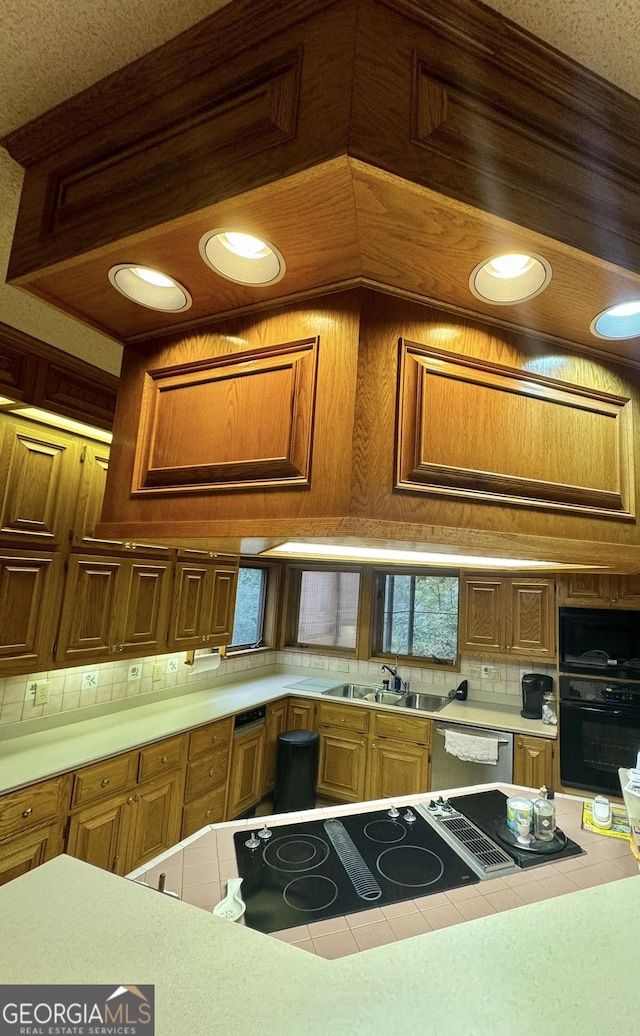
(152, 662, 165, 680)
(468, 666, 482, 679)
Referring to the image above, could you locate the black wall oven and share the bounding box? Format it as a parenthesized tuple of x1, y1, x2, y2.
(559, 675, 640, 794)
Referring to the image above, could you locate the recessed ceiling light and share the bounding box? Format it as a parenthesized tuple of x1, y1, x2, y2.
(591, 301, 640, 339)
(260, 541, 592, 569)
(108, 264, 192, 312)
(199, 228, 285, 285)
(469, 252, 552, 305)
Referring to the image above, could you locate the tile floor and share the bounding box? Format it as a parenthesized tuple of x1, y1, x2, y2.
(129, 785, 640, 960)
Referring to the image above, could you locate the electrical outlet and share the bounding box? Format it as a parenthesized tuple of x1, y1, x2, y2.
(128, 664, 142, 682)
(35, 680, 49, 704)
(166, 657, 179, 674)
(152, 662, 165, 681)
(481, 665, 499, 680)
(81, 670, 99, 691)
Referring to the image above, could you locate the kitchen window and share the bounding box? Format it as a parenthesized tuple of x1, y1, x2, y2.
(229, 563, 279, 651)
(373, 571, 459, 666)
(284, 566, 362, 652)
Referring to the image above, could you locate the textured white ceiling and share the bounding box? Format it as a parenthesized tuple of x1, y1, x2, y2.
(1, 0, 639, 373)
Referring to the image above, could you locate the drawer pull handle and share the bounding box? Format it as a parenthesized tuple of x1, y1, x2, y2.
(101, 778, 110, 787)
(22, 807, 33, 818)
(161, 756, 168, 764)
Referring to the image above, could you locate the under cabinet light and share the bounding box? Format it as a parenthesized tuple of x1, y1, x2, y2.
(591, 301, 640, 339)
(108, 264, 192, 312)
(470, 252, 552, 305)
(199, 228, 285, 285)
(261, 542, 593, 569)
(16, 407, 112, 443)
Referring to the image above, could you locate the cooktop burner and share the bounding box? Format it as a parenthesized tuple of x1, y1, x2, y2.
(234, 808, 479, 934)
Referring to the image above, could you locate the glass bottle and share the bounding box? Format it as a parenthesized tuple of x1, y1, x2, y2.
(533, 790, 556, 841)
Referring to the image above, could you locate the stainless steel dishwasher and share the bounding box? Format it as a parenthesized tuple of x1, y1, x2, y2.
(430, 722, 513, 791)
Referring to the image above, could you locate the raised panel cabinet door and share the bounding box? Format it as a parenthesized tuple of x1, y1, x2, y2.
(513, 736, 554, 790)
(368, 739, 430, 800)
(71, 442, 117, 549)
(206, 562, 238, 645)
(117, 558, 172, 656)
(127, 773, 184, 873)
(55, 554, 122, 663)
(0, 823, 63, 888)
(507, 579, 555, 658)
(263, 699, 289, 791)
(287, 699, 316, 731)
(556, 574, 608, 606)
(168, 562, 212, 650)
(460, 578, 504, 652)
(316, 726, 367, 803)
(0, 550, 62, 674)
(66, 796, 132, 876)
(0, 415, 79, 547)
(227, 728, 265, 818)
(610, 575, 640, 608)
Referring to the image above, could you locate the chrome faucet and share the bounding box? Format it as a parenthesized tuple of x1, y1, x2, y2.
(380, 664, 407, 694)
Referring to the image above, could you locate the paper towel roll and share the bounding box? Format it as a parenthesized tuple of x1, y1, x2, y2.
(187, 649, 222, 674)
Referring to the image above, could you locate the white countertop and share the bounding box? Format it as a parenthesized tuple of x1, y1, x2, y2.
(1, 852, 637, 1035)
(0, 669, 554, 795)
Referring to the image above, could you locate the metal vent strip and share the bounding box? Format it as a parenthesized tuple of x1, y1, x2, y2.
(323, 819, 383, 901)
(438, 815, 514, 874)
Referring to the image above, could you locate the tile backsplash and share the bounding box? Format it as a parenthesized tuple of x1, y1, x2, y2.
(0, 648, 556, 730)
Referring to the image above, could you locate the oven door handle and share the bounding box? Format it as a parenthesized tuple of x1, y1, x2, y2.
(561, 702, 625, 717)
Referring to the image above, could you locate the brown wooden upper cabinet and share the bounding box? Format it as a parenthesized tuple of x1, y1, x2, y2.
(168, 553, 238, 651)
(557, 574, 640, 609)
(0, 414, 80, 549)
(71, 441, 170, 557)
(460, 576, 556, 659)
(56, 554, 173, 663)
(0, 549, 63, 674)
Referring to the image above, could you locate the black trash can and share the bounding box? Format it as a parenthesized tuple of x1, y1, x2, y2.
(273, 730, 319, 813)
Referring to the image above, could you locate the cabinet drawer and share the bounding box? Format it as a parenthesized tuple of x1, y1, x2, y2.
(374, 712, 432, 745)
(181, 786, 227, 838)
(185, 752, 230, 802)
(71, 752, 136, 809)
(189, 718, 233, 760)
(0, 776, 68, 841)
(316, 702, 369, 733)
(138, 734, 187, 783)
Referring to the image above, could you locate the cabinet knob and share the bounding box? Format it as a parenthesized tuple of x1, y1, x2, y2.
(124, 542, 138, 550)
(517, 741, 523, 749)
(127, 796, 135, 804)
(205, 810, 212, 818)
(372, 742, 377, 749)
(22, 807, 33, 818)
(201, 635, 207, 642)
(161, 756, 168, 764)
(209, 768, 216, 777)
(101, 778, 110, 787)
(358, 740, 365, 747)
(211, 736, 217, 743)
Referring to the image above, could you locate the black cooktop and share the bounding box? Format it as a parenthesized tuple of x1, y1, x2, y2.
(449, 790, 584, 869)
(234, 808, 479, 934)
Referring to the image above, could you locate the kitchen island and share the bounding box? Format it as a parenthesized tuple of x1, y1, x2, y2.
(1, 785, 637, 1036)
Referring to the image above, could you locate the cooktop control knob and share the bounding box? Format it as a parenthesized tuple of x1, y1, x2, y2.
(427, 800, 437, 811)
(403, 809, 416, 824)
(258, 824, 272, 841)
(245, 831, 261, 850)
(387, 805, 400, 819)
(437, 796, 445, 806)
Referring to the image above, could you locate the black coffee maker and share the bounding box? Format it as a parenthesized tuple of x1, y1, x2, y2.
(521, 673, 553, 719)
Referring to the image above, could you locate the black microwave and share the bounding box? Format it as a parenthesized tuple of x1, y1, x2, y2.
(559, 607, 640, 679)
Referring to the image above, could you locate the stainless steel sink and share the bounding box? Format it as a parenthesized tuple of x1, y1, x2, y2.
(401, 692, 450, 713)
(321, 683, 375, 699)
(363, 690, 403, 705)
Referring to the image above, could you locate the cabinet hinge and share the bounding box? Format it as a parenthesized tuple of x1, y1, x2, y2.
(80, 446, 87, 463)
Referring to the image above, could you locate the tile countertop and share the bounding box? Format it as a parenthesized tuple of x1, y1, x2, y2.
(0, 669, 554, 795)
(1, 790, 638, 1036)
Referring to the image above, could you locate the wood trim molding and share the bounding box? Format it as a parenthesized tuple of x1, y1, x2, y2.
(132, 337, 320, 493)
(395, 339, 635, 519)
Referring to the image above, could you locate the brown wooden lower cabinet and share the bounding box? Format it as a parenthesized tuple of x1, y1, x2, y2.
(0, 823, 64, 886)
(367, 738, 430, 799)
(182, 717, 233, 838)
(287, 698, 316, 731)
(263, 699, 289, 792)
(0, 771, 71, 887)
(513, 735, 554, 789)
(317, 725, 368, 802)
(227, 726, 266, 818)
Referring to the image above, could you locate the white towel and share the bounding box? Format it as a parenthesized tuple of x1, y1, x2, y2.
(444, 729, 499, 765)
